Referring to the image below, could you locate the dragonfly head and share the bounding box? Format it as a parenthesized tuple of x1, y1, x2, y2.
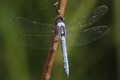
(55, 15, 64, 23)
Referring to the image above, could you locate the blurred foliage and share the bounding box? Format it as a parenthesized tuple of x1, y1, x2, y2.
(0, 0, 118, 80)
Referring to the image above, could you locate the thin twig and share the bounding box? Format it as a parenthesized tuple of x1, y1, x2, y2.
(59, 0, 67, 17)
(41, 0, 67, 80)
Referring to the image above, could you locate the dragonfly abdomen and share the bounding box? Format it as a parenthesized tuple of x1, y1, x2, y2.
(61, 36, 69, 77)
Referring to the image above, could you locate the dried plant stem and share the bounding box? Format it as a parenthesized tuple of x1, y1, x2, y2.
(59, 0, 67, 17)
(41, 0, 67, 80)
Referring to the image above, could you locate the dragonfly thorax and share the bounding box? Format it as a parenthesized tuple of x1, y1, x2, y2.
(57, 22, 66, 37)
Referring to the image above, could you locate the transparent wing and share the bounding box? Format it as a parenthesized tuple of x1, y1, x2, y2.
(13, 17, 53, 35)
(13, 17, 53, 49)
(16, 34, 52, 50)
(67, 26, 110, 46)
(67, 5, 108, 31)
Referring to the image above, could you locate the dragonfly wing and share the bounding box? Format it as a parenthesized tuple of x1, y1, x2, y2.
(67, 5, 108, 31)
(67, 26, 110, 46)
(12, 17, 53, 49)
(13, 17, 53, 35)
(16, 34, 52, 50)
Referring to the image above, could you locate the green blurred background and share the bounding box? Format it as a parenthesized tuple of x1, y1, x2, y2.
(0, 0, 119, 80)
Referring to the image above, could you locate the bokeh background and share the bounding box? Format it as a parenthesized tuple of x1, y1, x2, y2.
(0, 0, 118, 80)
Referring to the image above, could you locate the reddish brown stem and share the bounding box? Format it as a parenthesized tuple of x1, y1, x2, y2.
(41, 0, 67, 80)
(59, 0, 67, 17)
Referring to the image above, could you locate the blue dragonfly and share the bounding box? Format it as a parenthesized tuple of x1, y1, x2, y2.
(13, 5, 110, 77)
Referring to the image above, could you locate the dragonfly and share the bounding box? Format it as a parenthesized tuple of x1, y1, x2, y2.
(13, 5, 110, 77)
